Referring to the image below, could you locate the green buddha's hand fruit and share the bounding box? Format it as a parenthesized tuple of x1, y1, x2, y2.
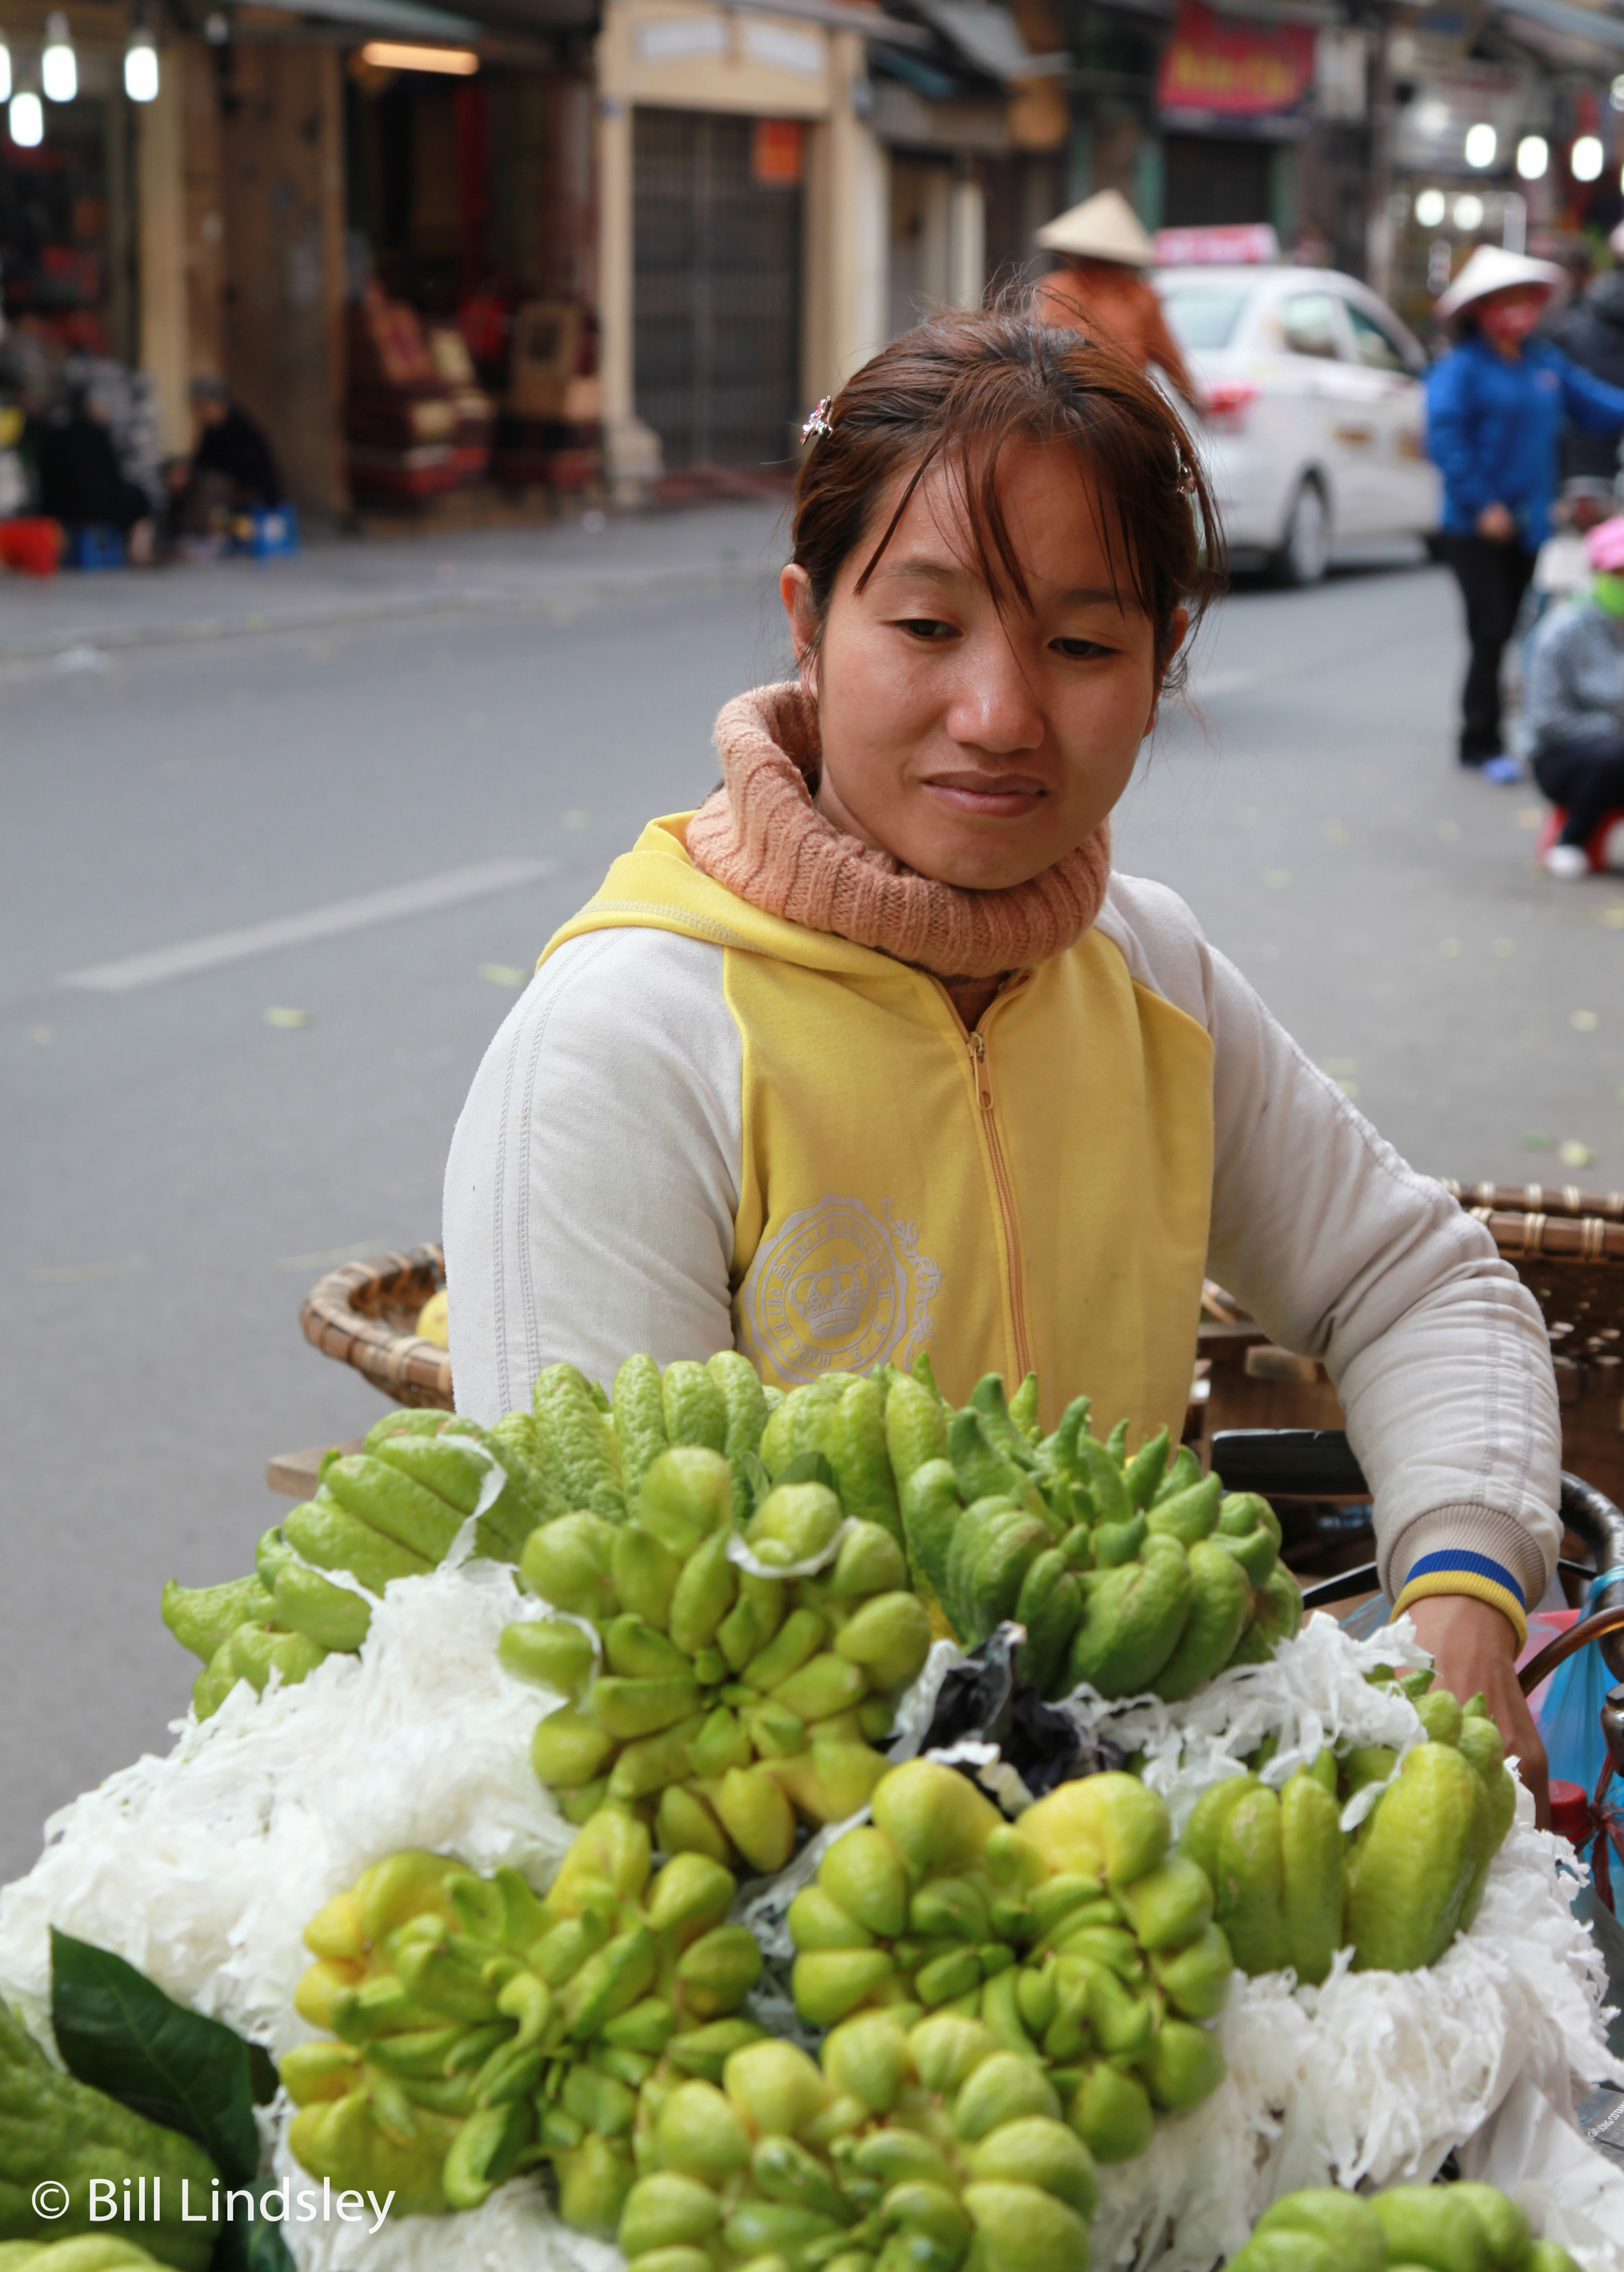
(1347, 1743, 1499, 1974)
(0, 2002, 221, 2269)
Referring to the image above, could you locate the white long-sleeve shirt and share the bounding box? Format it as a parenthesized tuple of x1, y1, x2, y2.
(444, 870, 1562, 1613)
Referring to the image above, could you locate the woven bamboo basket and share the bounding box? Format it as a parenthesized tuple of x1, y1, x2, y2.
(300, 1243, 453, 1410)
(303, 1188, 1624, 1498)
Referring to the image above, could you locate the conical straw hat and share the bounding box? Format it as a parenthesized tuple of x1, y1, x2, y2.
(1434, 243, 1565, 320)
(1035, 188, 1156, 268)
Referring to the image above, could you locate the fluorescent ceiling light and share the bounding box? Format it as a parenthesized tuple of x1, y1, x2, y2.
(359, 39, 477, 71)
(9, 89, 44, 142)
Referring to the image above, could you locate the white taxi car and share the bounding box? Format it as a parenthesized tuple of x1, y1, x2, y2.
(1154, 264, 1441, 585)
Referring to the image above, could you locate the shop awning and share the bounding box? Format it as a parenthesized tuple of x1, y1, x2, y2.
(231, 0, 481, 38)
(910, 0, 1069, 81)
(1486, 0, 1624, 53)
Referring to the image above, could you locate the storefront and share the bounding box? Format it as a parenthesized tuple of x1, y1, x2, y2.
(1153, 0, 1315, 238)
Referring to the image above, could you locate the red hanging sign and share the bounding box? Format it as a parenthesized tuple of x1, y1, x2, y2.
(1156, 0, 1314, 121)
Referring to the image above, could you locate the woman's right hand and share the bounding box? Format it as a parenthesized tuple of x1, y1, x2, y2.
(1476, 502, 1516, 542)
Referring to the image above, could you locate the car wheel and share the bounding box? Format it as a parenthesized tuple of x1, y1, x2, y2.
(1273, 478, 1331, 588)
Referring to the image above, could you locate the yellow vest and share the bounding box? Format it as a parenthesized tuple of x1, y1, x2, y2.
(542, 817, 1215, 1442)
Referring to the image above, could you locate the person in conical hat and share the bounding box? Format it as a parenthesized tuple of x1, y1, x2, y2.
(1030, 188, 1198, 407)
(1426, 243, 1624, 778)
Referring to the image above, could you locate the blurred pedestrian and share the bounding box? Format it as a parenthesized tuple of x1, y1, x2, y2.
(1426, 246, 1624, 781)
(1522, 515, 1624, 878)
(167, 377, 281, 544)
(36, 384, 155, 563)
(1540, 219, 1624, 483)
(1030, 190, 1199, 408)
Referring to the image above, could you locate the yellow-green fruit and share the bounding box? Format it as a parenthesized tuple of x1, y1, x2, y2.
(748, 1482, 844, 1566)
(1215, 1786, 1289, 1978)
(834, 1593, 932, 1693)
(1443, 2185, 1530, 2269)
(961, 2182, 1091, 2272)
(1347, 1744, 1492, 1974)
(952, 2051, 1060, 2141)
(1150, 1922, 1234, 2021)
(1066, 1537, 1193, 1698)
(789, 1886, 875, 1950)
(1139, 2018, 1224, 2111)
(1280, 1768, 1344, 1988)
(1020, 1772, 1170, 1889)
(1369, 2186, 1493, 2272)
(1113, 1856, 1213, 1952)
(793, 1949, 896, 2026)
(500, 1617, 596, 1696)
(909, 2013, 998, 2097)
(521, 1513, 618, 1618)
(659, 1785, 732, 1865)
(723, 2039, 829, 2138)
(278, 2041, 360, 2106)
(1150, 1538, 1252, 1702)
(967, 2117, 1097, 2218)
(713, 1765, 797, 1875)
(870, 1759, 1004, 1882)
(1067, 2062, 1154, 2164)
(1252, 2189, 1386, 2272)
(655, 2079, 753, 2183)
(531, 1707, 616, 1789)
(627, 2251, 716, 2272)
(821, 1826, 911, 1938)
(822, 2012, 913, 2113)
(619, 2175, 724, 2258)
(639, 1448, 733, 1557)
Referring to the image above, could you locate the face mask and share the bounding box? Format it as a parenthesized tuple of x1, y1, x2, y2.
(1592, 572, 1624, 617)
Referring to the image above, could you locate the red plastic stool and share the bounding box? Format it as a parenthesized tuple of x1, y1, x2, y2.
(1536, 804, 1624, 872)
(0, 517, 62, 576)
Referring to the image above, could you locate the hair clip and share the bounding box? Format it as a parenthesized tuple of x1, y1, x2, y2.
(801, 397, 833, 443)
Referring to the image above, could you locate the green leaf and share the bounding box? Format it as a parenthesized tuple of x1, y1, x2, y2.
(51, 1928, 262, 2187)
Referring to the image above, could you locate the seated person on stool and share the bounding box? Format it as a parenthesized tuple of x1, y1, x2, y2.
(168, 377, 282, 541)
(1522, 513, 1624, 876)
(37, 385, 156, 562)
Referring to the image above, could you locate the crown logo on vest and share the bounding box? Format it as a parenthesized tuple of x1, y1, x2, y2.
(791, 1259, 870, 1340)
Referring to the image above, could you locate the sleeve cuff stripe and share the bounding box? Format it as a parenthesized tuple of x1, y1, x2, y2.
(1402, 1548, 1526, 1607)
(1392, 1569, 1529, 1648)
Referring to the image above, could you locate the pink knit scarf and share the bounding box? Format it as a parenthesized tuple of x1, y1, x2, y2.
(685, 682, 1112, 982)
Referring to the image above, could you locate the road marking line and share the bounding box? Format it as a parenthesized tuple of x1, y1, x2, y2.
(60, 856, 558, 993)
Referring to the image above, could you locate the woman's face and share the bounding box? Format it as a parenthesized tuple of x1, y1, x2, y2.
(1476, 284, 1550, 349)
(782, 439, 1184, 890)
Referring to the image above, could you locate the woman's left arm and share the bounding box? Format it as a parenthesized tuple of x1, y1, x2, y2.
(1554, 348, 1624, 435)
(1104, 878, 1560, 1812)
(1207, 941, 1558, 1811)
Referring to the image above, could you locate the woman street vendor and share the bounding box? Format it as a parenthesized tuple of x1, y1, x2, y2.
(444, 311, 1562, 1818)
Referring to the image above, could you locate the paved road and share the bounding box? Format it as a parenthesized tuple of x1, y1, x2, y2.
(3, 513, 1621, 1882)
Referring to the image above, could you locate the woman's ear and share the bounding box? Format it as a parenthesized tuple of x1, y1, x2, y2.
(1144, 604, 1191, 735)
(780, 563, 820, 699)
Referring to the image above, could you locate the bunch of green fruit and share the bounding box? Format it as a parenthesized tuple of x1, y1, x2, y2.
(162, 1405, 558, 1718)
(1184, 1683, 1518, 1984)
(788, 1760, 1230, 2165)
(282, 1811, 765, 2221)
(884, 1366, 1302, 1700)
(620, 2021, 1097, 2272)
(505, 1445, 931, 1870)
(0, 2247, 175, 2272)
(0, 2002, 219, 2267)
(1228, 2180, 1579, 2272)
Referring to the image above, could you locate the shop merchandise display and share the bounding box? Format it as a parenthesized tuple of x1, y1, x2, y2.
(1, 1353, 1621, 2272)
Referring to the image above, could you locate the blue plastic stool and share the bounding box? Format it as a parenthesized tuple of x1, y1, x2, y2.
(64, 524, 125, 570)
(233, 505, 299, 560)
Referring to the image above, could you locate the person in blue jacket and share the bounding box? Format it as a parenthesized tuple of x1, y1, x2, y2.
(1427, 244, 1624, 780)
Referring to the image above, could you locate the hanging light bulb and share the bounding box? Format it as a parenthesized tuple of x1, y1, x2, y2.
(0, 38, 12, 104)
(10, 88, 44, 142)
(42, 12, 75, 102)
(125, 27, 159, 99)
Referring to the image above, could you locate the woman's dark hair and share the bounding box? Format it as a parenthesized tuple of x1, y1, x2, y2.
(790, 306, 1223, 695)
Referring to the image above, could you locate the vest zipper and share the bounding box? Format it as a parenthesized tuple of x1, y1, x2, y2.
(967, 1026, 1033, 1381)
